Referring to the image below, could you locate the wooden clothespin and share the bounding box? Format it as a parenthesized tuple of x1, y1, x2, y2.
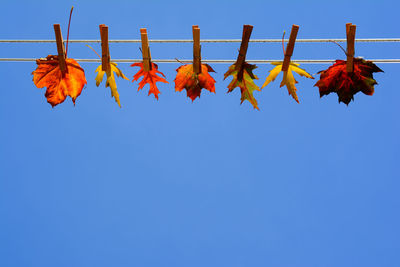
(53, 24, 67, 73)
(192, 25, 201, 74)
(346, 23, 356, 72)
(140, 28, 152, 71)
(235, 24, 253, 79)
(281, 24, 300, 72)
(99, 24, 111, 71)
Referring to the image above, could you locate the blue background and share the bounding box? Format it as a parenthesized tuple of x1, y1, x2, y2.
(0, 0, 399, 266)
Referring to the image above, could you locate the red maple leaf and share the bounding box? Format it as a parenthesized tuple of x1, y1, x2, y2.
(174, 64, 216, 101)
(314, 58, 383, 104)
(131, 62, 168, 100)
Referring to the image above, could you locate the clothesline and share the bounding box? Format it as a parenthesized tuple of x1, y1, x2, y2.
(2, 38, 398, 64)
(0, 38, 399, 43)
(0, 58, 399, 64)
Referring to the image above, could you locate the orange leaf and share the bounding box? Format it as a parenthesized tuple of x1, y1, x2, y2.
(174, 64, 216, 101)
(32, 55, 87, 107)
(131, 62, 168, 100)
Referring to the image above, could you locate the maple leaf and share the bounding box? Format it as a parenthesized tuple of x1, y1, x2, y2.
(131, 62, 168, 100)
(95, 62, 129, 107)
(314, 58, 383, 105)
(261, 62, 314, 103)
(174, 64, 216, 101)
(32, 55, 87, 107)
(223, 62, 260, 110)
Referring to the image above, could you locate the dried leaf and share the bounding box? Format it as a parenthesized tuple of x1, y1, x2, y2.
(174, 64, 216, 101)
(314, 58, 383, 104)
(223, 62, 260, 110)
(95, 62, 129, 107)
(262, 62, 314, 103)
(131, 62, 168, 100)
(32, 55, 87, 107)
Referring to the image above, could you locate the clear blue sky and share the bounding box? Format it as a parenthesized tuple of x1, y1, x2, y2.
(0, 0, 399, 266)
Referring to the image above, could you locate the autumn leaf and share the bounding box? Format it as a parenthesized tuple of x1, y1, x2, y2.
(174, 64, 216, 101)
(95, 62, 129, 107)
(131, 62, 168, 100)
(32, 55, 87, 107)
(223, 62, 260, 110)
(262, 62, 314, 103)
(314, 58, 383, 105)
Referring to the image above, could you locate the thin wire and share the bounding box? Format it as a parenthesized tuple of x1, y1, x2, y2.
(1, 58, 399, 64)
(0, 38, 399, 43)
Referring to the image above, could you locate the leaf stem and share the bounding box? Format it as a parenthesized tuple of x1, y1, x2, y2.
(86, 45, 101, 59)
(282, 31, 286, 55)
(175, 58, 185, 65)
(65, 6, 74, 58)
(329, 40, 347, 56)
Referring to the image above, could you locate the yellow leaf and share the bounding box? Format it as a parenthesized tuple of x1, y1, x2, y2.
(95, 65, 105, 86)
(110, 62, 129, 80)
(290, 64, 314, 79)
(261, 64, 281, 89)
(280, 69, 299, 103)
(262, 62, 314, 103)
(95, 62, 129, 107)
